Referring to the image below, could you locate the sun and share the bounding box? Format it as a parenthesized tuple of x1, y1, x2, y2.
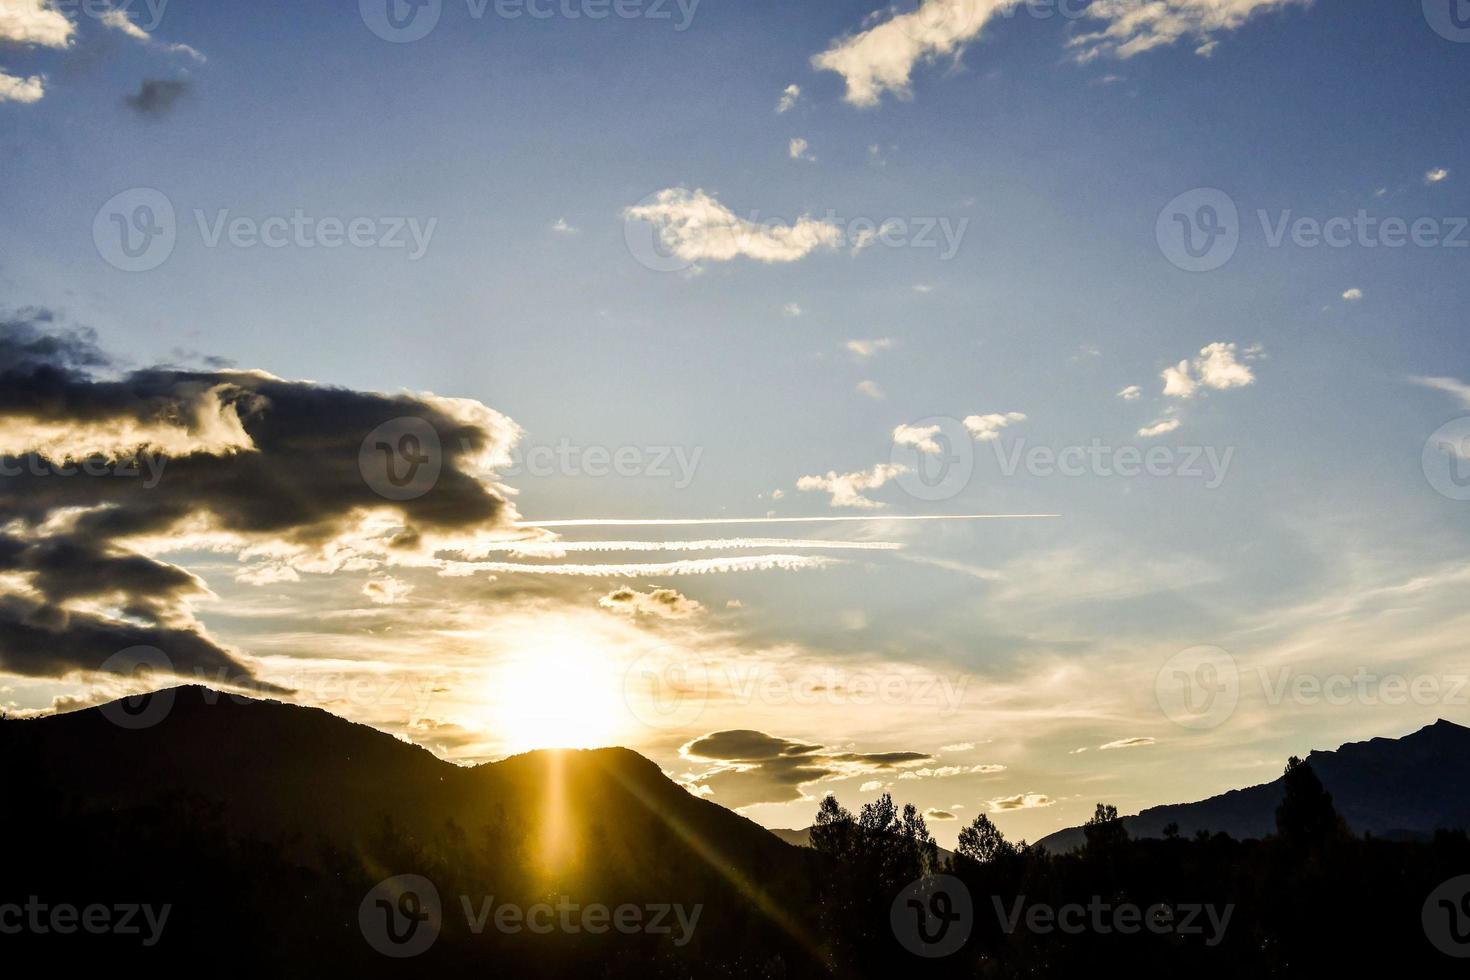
(485, 638, 627, 754)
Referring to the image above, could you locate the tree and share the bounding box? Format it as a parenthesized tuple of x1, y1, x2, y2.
(957, 812, 1012, 865)
(1083, 803, 1128, 853)
(810, 793, 855, 859)
(1275, 756, 1346, 847)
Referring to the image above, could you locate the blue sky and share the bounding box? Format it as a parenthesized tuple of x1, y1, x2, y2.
(2, 0, 1469, 843)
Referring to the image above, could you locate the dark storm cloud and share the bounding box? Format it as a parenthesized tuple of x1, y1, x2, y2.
(0, 312, 519, 688)
(124, 78, 190, 117)
(682, 730, 932, 809)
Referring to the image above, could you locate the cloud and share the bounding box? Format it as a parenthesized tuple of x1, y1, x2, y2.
(924, 808, 957, 821)
(550, 217, 578, 234)
(598, 586, 703, 620)
(0, 311, 520, 687)
(1117, 385, 1141, 401)
(1426, 168, 1449, 185)
(788, 137, 814, 161)
(99, 9, 205, 62)
(1341, 288, 1363, 303)
(0, 69, 43, 103)
(939, 741, 974, 752)
(362, 576, 413, 605)
(963, 412, 1025, 441)
(797, 462, 908, 508)
(124, 77, 190, 117)
(1410, 376, 1470, 409)
(0, 0, 75, 47)
(812, 0, 1308, 106)
(856, 380, 885, 400)
(624, 188, 845, 265)
(1162, 342, 1258, 398)
(987, 792, 1055, 812)
(899, 763, 1005, 779)
(783, 302, 802, 317)
(893, 423, 943, 455)
(475, 537, 903, 556)
(1067, 0, 1311, 62)
(847, 337, 894, 359)
(463, 555, 840, 576)
(1138, 418, 1181, 438)
(859, 779, 884, 792)
(682, 729, 931, 808)
(1098, 736, 1156, 750)
(775, 83, 800, 113)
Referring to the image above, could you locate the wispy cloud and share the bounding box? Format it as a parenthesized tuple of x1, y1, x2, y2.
(624, 188, 845, 265)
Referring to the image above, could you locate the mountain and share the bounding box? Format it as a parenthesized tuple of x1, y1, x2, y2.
(1, 686, 822, 975)
(1037, 718, 1470, 852)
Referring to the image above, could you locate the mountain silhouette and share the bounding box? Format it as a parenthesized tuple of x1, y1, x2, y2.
(1, 686, 821, 975)
(1037, 718, 1470, 852)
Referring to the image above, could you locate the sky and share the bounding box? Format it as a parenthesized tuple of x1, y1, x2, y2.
(1, 0, 1468, 846)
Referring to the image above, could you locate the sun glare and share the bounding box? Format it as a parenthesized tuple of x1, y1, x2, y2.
(486, 639, 626, 754)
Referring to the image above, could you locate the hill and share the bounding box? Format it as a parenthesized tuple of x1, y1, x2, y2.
(1037, 718, 1470, 852)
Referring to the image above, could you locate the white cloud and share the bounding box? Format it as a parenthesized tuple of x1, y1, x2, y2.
(362, 576, 413, 605)
(912, 283, 933, 293)
(797, 462, 908, 509)
(856, 380, 885, 400)
(624, 188, 845, 265)
(0, 69, 43, 103)
(859, 780, 884, 792)
(783, 302, 802, 317)
(846, 337, 894, 358)
(962, 412, 1025, 441)
(0, 0, 74, 47)
(1162, 360, 1198, 398)
(939, 741, 974, 752)
(1098, 736, 1156, 750)
(893, 423, 943, 455)
(789, 137, 815, 161)
(1138, 418, 1182, 438)
(598, 586, 703, 620)
(99, 8, 205, 61)
(1341, 288, 1363, 302)
(1410, 376, 1470, 409)
(550, 217, 578, 234)
(1068, 0, 1310, 62)
(812, 0, 1308, 106)
(1117, 385, 1141, 401)
(1162, 342, 1258, 398)
(987, 792, 1054, 812)
(1426, 168, 1449, 184)
(775, 83, 800, 113)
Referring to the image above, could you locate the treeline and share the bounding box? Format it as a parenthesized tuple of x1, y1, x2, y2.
(804, 757, 1470, 976)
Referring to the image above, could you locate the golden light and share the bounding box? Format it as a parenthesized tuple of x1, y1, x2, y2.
(484, 636, 627, 754)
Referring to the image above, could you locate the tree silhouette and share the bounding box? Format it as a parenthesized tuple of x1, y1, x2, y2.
(956, 812, 1012, 864)
(1275, 756, 1346, 847)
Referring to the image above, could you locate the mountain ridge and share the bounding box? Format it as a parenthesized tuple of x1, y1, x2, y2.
(1037, 717, 1470, 852)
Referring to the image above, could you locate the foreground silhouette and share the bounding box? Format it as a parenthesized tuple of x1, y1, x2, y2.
(3, 688, 1467, 974)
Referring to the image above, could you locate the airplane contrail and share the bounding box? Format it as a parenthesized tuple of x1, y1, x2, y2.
(515, 514, 1061, 528)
